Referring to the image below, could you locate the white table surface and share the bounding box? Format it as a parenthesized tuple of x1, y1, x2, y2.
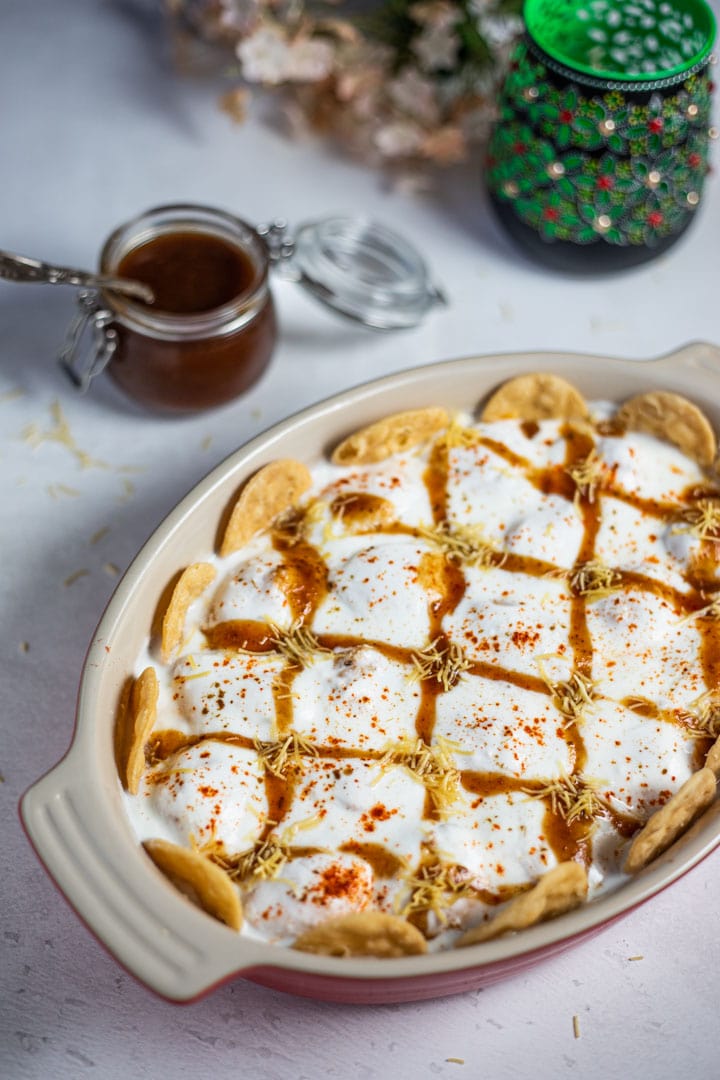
(2, 2, 719, 1077)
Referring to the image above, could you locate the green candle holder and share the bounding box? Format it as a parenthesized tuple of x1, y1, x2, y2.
(487, 0, 717, 271)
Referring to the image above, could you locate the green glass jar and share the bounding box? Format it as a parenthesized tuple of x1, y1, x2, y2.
(487, 0, 717, 271)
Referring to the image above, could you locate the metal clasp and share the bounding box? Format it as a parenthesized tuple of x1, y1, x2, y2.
(58, 289, 118, 392)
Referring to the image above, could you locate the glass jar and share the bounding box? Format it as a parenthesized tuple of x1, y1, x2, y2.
(59, 206, 444, 413)
(65, 205, 277, 412)
(486, 0, 717, 272)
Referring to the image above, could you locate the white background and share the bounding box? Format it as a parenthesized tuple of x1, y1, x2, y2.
(1, 1, 718, 1078)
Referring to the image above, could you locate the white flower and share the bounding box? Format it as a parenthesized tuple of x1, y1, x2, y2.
(238, 25, 292, 84)
(412, 1, 461, 31)
(413, 24, 460, 71)
(373, 121, 424, 158)
(477, 13, 523, 48)
(286, 36, 335, 82)
(388, 68, 440, 125)
(238, 24, 335, 84)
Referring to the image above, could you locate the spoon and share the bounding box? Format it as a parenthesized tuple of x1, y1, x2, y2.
(0, 249, 154, 304)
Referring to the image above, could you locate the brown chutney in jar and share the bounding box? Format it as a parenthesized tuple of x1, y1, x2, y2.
(99, 205, 277, 413)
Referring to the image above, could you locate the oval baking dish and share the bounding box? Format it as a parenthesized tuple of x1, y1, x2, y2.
(21, 343, 720, 1004)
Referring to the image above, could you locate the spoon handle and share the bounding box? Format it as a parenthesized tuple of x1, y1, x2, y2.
(0, 249, 154, 303)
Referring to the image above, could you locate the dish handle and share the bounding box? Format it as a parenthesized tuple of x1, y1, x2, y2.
(650, 341, 720, 372)
(20, 756, 262, 1001)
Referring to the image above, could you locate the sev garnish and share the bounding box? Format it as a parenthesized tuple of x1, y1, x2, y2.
(63, 568, 90, 587)
(418, 521, 503, 568)
(119, 478, 135, 503)
(201, 835, 289, 883)
(397, 862, 475, 922)
(268, 620, 332, 668)
(536, 658, 596, 727)
(274, 501, 325, 544)
(562, 674, 595, 720)
(378, 736, 464, 815)
(569, 560, 621, 599)
(679, 596, 720, 624)
(566, 449, 604, 504)
(174, 668, 212, 682)
(525, 772, 607, 825)
(47, 483, 81, 499)
(90, 526, 110, 545)
(683, 692, 720, 740)
(254, 731, 318, 777)
(673, 499, 720, 542)
(210, 816, 324, 884)
(0, 386, 24, 402)
(23, 400, 109, 470)
(232, 837, 292, 882)
(410, 638, 472, 691)
(434, 416, 481, 451)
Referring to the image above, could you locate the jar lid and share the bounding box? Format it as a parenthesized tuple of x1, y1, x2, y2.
(265, 216, 446, 330)
(524, 0, 716, 85)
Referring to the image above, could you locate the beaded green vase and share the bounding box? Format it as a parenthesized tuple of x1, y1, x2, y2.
(487, 0, 717, 271)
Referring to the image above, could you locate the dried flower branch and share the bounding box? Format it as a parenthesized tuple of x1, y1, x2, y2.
(167, 0, 522, 170)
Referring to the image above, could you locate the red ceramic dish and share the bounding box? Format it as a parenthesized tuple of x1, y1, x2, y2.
(21, 344, 720, 1004)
